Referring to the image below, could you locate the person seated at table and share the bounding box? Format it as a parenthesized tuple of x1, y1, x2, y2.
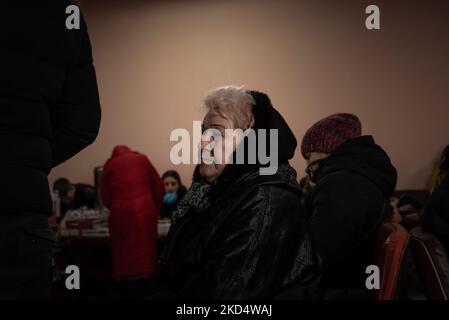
(300, 113, 397, 297)
(101, 145, 164, 298)
(148, 86, 320, 300)
(53, 178, 97, 217)
(421, 147, 449, 252)
(160, 170, 187, 221)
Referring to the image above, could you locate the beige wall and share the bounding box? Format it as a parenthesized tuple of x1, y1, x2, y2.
(49, 0, 449, 190)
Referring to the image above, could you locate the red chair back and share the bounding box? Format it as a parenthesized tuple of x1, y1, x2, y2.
(372, 222, 409, 300)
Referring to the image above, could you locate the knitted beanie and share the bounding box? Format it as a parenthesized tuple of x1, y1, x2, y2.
(301, 113, 362, 159)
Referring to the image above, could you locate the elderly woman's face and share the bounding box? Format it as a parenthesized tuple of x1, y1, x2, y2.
(200, 112, 239, 184)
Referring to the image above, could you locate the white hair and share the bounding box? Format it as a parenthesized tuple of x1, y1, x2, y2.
(203, 85, 255, 129)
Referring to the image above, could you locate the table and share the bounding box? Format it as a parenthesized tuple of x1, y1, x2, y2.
(53, 216, 171, 299)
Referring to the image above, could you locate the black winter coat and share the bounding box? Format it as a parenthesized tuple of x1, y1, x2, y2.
(305, 136, 397, 291)
(0, 2, 101, 215)
(151, 164, 320, 299)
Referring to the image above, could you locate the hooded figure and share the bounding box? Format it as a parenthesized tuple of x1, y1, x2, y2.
(148, 86, 320, 299)
(101, 146, 164, 281)
(301, 113, 397, 295)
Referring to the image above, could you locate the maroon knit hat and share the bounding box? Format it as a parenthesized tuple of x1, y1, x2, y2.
(301, 113, 362, 159)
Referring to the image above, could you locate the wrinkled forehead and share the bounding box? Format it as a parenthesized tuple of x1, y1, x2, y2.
(202, 111, 233, 129)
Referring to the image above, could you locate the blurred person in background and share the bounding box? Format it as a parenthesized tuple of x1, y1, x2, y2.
(0, 2, 101, 299)
(160, 170, 187, 221)
(421, 146, 449, 252)
(101, 145, 164, 298)
(53, 178, 97, 217)
(301, 113, 397, 298)
(429, 145, 449, 193)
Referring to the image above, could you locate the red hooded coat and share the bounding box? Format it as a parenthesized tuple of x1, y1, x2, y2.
(101, 146, 164, 279)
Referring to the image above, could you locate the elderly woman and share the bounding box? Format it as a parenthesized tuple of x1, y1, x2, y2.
(149, 86, 319, 299)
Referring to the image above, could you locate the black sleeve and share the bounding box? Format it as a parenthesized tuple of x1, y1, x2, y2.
(49, 10, 101, 167)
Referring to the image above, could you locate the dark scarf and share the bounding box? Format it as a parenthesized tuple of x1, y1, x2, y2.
(172, 180, 211, 223)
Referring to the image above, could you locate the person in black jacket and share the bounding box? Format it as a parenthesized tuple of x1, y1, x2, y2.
(301, 113, 397, 297)
(148, 86, 320, 299)
(0, 2, 101, 299)
(421, 165, 449, 252)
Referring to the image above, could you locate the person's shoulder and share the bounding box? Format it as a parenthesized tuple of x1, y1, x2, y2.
(247, 165, 299, 189)
(248, 179, 301, 212)
(312, 170, 380, 203)
(317, 170, 373, 189)
(103, 157, 116, 169)
(254, 180, 299, 199)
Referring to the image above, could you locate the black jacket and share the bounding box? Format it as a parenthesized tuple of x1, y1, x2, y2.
(150, 91, 320, 299)
(421, 174, 449, 249)
(305, 135, 397, 290)
(152, 164, 320, 299)
(0, 2, 101, 215)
